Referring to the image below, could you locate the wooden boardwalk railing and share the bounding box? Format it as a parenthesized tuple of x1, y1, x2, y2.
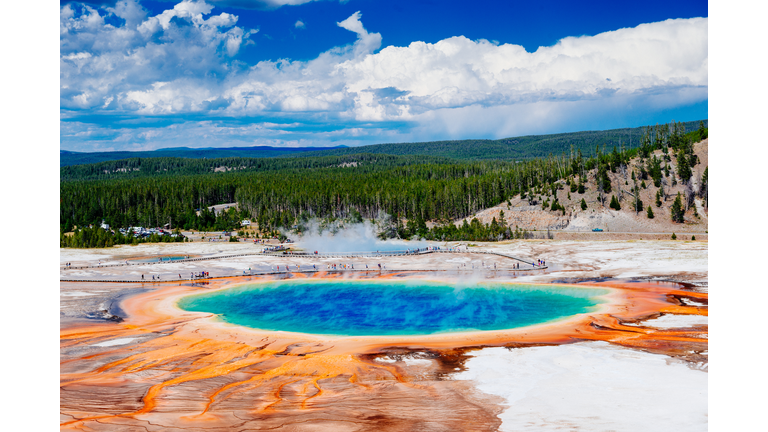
(61, 249, 541, 276)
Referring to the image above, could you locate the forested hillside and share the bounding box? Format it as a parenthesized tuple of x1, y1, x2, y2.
(60, 154, 454, 181)
(61, 120, 707, 243)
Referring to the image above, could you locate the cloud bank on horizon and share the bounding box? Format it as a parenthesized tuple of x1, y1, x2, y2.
(60, 0, 708, 152)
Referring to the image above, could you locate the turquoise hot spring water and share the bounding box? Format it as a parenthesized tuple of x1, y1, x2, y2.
(177, 280, 609, 336)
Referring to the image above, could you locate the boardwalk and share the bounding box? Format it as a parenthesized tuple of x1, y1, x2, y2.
(62, 248, 536, 269)
(61, 249, 547, 283)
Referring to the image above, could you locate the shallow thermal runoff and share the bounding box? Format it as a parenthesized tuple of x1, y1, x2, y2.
(60, 240, 707, 431)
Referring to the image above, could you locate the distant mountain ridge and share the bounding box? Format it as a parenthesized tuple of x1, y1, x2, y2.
(59, 145, 349, 167)
(294, 120, 708, 161)
(60, 120, 707, 166)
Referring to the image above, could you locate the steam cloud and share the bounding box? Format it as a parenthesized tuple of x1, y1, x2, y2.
(292, 220, 432, 253)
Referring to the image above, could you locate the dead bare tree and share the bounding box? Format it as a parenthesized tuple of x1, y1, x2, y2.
(685, 181, 695, 210)
(597, 172, 604, 207)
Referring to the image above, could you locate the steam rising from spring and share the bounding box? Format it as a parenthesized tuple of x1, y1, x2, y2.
(292, 219, 432, 253)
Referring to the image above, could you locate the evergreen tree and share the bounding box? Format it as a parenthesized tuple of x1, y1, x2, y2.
(609, 195, 621, 210)
(647, 205, 654, 219)
(671, 192, 685, 223)
(655, 190, 662, 207)
(676, 147, 692, 181)
(581, 198, 587, 210)
(598, 164, 612, 193)
(648, 155, 663, 187)
(698, 121, 707, 141)
(671, 233, 677, 240)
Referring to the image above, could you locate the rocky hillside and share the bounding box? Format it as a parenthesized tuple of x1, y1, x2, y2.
(462, 139, 708, 234)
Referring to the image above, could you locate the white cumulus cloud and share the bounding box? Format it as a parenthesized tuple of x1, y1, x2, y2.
(60, 1, 707, 150)
(337, 11, 382, 56)
(157, 0, 322, 10)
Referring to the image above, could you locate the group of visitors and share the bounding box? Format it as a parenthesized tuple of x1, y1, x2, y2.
(327, 263, 356, 270)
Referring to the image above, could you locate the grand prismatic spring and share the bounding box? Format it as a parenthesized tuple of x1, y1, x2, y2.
(60, 242, 708, 430)
(177, 280, 609, 336)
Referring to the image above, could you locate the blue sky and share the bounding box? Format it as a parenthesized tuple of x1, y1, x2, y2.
(60, 0, 708, 151)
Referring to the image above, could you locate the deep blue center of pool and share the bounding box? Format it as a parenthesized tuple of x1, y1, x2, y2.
(178, 280, 607, 336)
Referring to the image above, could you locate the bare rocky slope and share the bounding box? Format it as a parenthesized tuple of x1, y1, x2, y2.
(460, 139, 708, 235)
